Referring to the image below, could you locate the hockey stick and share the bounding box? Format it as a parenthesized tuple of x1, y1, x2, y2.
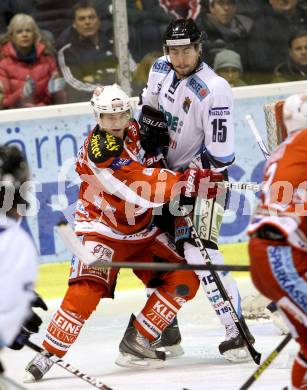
(245, 114, 270, 161)
(239, 333, 292, 390)
(57, 221, 249, 272)
(25, 340, 112, 390)
(159, 150, 261, 364)
(173, 200, 261, 365)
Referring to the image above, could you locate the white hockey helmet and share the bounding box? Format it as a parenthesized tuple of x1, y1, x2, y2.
(90, 84, 131, 123)
(283, 92, 307, 133)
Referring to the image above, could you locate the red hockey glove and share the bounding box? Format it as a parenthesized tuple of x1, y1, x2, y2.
(181, 168, 224, 200)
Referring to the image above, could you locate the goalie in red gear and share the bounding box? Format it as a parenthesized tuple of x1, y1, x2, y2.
(24, 84, 224, 381)
(248, 92, 307, 390)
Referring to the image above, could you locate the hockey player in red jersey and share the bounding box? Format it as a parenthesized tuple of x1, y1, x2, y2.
(248, 93, 307, 390)
(24, 84, 224, 380)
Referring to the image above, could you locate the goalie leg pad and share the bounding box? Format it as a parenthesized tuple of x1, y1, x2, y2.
(193, 196, 225, 249)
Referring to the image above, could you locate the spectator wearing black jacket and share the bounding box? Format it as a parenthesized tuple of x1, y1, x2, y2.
(248, 0, 307, 77)
(272, 30, 307, 83)
(57, 0, 117, 103)
(126, 0, 173, 62)
(196, 0, 253, 68)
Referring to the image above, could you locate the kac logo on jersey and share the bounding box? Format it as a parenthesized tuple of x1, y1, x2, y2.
(183, 97, 192, 113)
(187, 75, 209, 101)
(152, 60, 171, 74)
(108, 158, 132, 170)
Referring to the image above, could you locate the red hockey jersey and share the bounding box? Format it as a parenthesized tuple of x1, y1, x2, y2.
(75, 120, 181, 235)
(248, 129, 307, 251)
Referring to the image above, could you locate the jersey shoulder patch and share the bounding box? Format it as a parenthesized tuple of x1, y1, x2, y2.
(88, 129, 123, 164)
(186, 74, 210, 101)
(152, 58, 171, 74)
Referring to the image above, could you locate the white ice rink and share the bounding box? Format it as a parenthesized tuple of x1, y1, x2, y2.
(2, 277, 296, 390)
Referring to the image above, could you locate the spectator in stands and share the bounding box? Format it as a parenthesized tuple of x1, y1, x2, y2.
(57, 0, 117, 103)
(7, 0, 77, 40)
(196, 0, 253, 68)
(0, 14, 65, 109)
(159, 0, 201, 19)
(272, 30, 307, 83)
(235, 0, 266, 18)
(248, 0, 307, 77)
(126, 0, 173, 62)
(132, 51, 162, 96)
(213, 49, 246, 86)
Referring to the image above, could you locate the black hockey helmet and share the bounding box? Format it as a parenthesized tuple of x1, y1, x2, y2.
(0, 145, 29, 210)
(163, 19, 203, 47)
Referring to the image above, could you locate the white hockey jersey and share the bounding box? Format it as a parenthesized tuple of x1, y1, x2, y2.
(141, 56, 235, 171)
(0, 217, 38, 347)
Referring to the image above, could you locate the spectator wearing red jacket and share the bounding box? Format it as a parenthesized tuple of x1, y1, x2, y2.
(0, 13, 65, 109)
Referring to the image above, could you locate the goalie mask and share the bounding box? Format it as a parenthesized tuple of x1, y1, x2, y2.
(283, 93, 307, 133)
(0, 145, 29, 211)
(91, 84, 131, 127)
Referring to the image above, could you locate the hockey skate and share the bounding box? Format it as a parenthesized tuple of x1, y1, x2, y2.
(218, 317, 255, 362)
(115, 314, 166, 369)
(151, 316, 184, 358)
(24, 350, 54, 382)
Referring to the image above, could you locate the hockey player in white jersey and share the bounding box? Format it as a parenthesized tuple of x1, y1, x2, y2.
(135, 19, 255, 362)
(0, 145, 47, 383)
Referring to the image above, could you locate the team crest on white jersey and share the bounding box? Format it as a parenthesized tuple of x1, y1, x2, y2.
(183, 97, 192, 113)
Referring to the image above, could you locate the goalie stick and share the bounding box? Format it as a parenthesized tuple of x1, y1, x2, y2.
(25, 340, 112, 390)
(239, 333, 292, 390)
(57, 221, 249, 272)
(245, 114, 270, 161)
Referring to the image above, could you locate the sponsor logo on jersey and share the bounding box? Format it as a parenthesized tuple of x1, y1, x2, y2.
(209, 106, 230, 116)
(92, 243, 114, 263)
(187, 75, 209, 101)
(142, 167, 155, 176)
(183, 96, 192, 113)
(108, 157, 132, 170)
(164, 93, 174, 103)
(104, 133, 121, 152)
(268, 246, 307, 312)
(152, 60, 171, 74)
(90, 133, 102, 158)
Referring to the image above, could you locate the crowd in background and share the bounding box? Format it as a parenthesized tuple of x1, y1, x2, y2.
(0, 0, 306, 109)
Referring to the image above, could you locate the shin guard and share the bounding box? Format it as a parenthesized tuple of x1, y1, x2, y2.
(43, 307, 85, 357)
(135, 289, 181, 341)
(184, 242, 241, 327)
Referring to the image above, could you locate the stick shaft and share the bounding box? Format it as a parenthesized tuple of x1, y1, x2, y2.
(245, 114, 270, 161)
(26, 340, 112, 390)
(239, 333, 292, 390)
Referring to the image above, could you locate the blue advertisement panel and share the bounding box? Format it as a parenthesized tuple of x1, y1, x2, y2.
(0, 86, 301, 263)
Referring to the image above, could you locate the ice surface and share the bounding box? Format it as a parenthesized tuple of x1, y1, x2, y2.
(2, 277, 296, 390)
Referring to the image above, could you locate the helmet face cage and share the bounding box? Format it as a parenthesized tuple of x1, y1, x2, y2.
(283, 93, 307, 133)
(90, 84, 131, 126)
(163, 19, 203, 51)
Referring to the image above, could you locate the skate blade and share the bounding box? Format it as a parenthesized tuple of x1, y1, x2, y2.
(115, 352, 165, 369)
(221, 346, 252, 363)
(24, 371, 37, 383)
(157, 344, 184, 358)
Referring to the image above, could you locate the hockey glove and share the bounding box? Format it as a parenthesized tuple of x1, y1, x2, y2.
(9, 292, 48, 350)
(180, 168, 224, 204)
(139, 105, 169, 156)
